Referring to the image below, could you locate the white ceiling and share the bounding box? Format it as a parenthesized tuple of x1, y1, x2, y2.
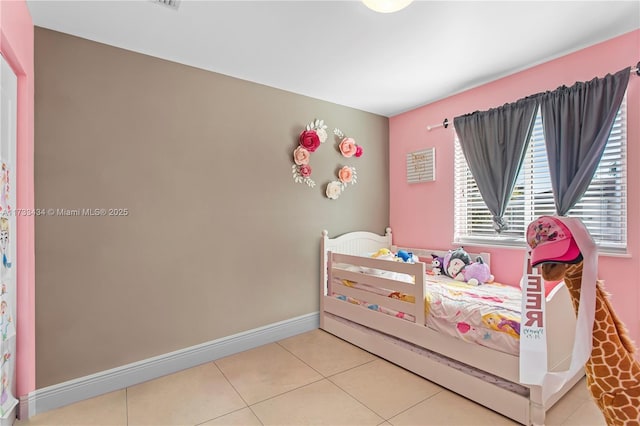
(26, 0, 640, 117)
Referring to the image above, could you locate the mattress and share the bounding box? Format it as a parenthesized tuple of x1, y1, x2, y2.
(332, 273, 522, 355)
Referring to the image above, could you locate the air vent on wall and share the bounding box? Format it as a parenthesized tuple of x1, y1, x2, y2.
(406, 148, 435, 183)
(152, 0, 181, 10)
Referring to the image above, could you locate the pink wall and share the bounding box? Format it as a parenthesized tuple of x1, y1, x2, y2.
(390, 30, 640, 349)
(0, 0, 35, 398)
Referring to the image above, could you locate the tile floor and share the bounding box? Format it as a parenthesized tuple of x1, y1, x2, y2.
(15, 329, 606, 426)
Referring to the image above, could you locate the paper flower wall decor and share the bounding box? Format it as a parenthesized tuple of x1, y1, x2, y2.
(292, 119, 328, 188)
(338, 165, 357, 187)
(334, 128, 364, 158)
(326, 181, 342, 200)
(291, 119, 363, 200)
(326, 165, 358, 200)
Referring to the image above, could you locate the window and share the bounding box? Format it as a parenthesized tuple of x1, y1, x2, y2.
(454, 97, 627, 251)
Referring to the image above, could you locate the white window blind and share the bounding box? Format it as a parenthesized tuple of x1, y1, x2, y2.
(454, 97, 627, 251)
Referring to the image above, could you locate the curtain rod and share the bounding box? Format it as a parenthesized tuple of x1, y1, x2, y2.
(426, 118, 450, 131)
(426, 61, 639, 132)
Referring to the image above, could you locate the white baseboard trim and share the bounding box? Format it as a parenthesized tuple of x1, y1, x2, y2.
(23, 312, 320, 418)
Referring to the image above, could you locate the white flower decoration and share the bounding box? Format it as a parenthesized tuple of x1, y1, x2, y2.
(326, 181, 342, 200)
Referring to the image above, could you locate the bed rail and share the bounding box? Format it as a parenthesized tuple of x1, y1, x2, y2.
(328, 252, 426, 326)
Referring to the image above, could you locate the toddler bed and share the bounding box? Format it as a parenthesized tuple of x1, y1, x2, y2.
(320, 228, 584, 426)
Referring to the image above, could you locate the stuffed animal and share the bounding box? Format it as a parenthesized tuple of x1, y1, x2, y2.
(372, 248, 418, 263)
(463, 257, 494, 286)
(528, 215, 640, 424)
(396, 249, 418, 263)
(430, 254, 444, 275)
(371, 248, 395, 261)
(443, 248, 471, 280)
(443, 248, 494, 286)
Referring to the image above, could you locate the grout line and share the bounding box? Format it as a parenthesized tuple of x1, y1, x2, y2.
(325, 377, 387, 421)
(246, 376, 327, 407)
(247, 405, 266, 426)
(193, 406, 264, 426)
(384, 390, 443, 424)
(275, 333, 379, 379)
(192, 362, 261, 426)
(212, 361, 251, 407)
(273, 334, 432, 422)
(275, 340, 327, 377)
(211, 357, 330, 422)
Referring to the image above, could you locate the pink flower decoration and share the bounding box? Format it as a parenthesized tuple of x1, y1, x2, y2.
(293, 146, 310, 165)
(338, 166, 353, 184)
(299, 130, 321, 153)
(299, 164, 312, 178)
(339, 137, 357, 157)
(355, 145, 363, 158)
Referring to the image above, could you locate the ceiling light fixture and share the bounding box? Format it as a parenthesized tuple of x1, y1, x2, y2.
(151, 0, 181, 11)
(362, 0, 414, 13)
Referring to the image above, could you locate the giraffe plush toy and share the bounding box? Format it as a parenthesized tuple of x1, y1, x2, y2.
(527, 216, 640, 425)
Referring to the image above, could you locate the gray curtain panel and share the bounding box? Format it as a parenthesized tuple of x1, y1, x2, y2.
(540, 67, 630, 216)
(454, 96, 538, 232)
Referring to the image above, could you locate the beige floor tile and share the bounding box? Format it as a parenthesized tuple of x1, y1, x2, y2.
(251, 379, 384, 426)
(14, 390, 127, 426)
(127, 362, 246, 426)
(561, 399, 607, 426)
(278, 329, 377, 376)
(215, 342, 323, 405)
(200, 407, 262, 425)
(388, 389, 518, 425)
(566, 376, 594, 401)
(329, 358, 443, 419)
(545, 378, 596, 425)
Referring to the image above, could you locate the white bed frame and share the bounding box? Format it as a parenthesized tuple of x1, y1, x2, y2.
(320, 228, 584, 426)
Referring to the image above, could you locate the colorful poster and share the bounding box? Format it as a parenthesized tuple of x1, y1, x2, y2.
(0, 54, 18, 419)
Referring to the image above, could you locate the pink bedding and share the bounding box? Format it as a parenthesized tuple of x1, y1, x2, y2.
(332, 274, 522, 355)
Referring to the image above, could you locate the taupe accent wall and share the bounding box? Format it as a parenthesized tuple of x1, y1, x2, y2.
(34, 28, 389, 388)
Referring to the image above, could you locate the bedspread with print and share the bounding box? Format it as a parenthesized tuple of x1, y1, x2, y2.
(332, 275, 522, 355)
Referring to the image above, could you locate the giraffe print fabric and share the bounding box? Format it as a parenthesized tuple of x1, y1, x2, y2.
(527, 215, 640, 425)
(556, 263, 640, 425)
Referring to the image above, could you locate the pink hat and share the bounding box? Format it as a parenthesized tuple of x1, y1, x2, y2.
(526, 216, 582, 267)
